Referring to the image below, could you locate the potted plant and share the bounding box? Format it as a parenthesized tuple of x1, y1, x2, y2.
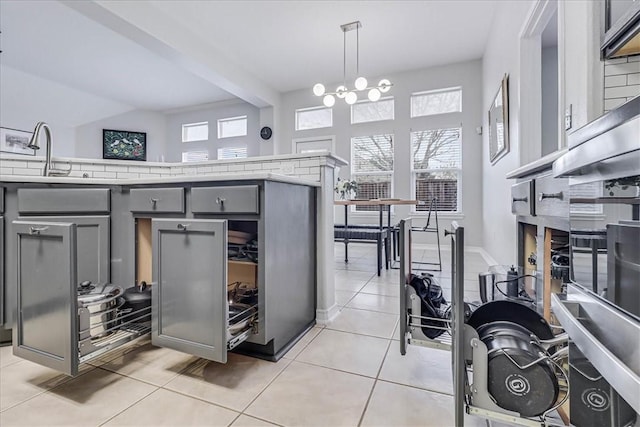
(604, 175, 640, 197)
(335, 178, 358, 200)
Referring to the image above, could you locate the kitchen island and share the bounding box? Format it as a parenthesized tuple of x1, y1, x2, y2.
(0, 172, 321, 375)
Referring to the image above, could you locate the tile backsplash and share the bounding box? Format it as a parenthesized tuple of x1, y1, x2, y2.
(604, 56, 640, 112)
(0, 153, 337, 182)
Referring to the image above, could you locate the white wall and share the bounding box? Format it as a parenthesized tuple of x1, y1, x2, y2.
(75, 110, 167, 161)
(279, 60, 485, 247)
(0, 65, 132, 157)
(482, 0, 534, 265)
(164, 101, 261, 162)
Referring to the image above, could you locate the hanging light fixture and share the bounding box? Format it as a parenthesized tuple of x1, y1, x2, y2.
(313, 21, 392, 107)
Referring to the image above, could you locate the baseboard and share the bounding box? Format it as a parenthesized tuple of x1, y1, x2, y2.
(472, 247, 500, 266)
(316, 304, 340, 325)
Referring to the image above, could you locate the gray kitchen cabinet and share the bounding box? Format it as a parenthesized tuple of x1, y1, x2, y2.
(12, 221, 80, 375)
(19, 216, 110, 285)
(151, 218, 235, 363)
(0, 216, 4, 331)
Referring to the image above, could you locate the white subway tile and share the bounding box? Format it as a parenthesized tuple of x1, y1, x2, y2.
(149, 167, 167, 175)
(264, 161, 281, 170)
(27, 161, 45, 169)
(294, 167, 310, 175)
(604, 98, 627, 111)
(197, 167, 214, 173)
(80, 164, 105, 171)
(627, 73, 640, 85)
(7, 161, 28, 168)
(145, 173, 161, 177)
(604, 57, 628, 65)
(246, 162, 263, 170)
(68, 171, 89, 178)
(12, 168, 41, 176)
(212, 165, 229, 172)
(93, 171, 117, 179)
(299, 159, 320, 167)
(604, 84, 640, 99)
(171, 167, 184, 175)
(228, 164, 245, 171)
(128, 166, 150, 174)
(105, 165, 128, 172)
(116, 172, 140, 179)
(604, 61, 640, 76)
(0, 168, 13, 175)
(628, 56, 640, 63)
(309, 166, 321, 175)
(604, 74, 627, 88)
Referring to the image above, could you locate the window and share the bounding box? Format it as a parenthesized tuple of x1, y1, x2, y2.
(293, 136, 335, 154)
(295, 107, 332, 131)
(570, 182, 603, 215)
(218, 116, 247, 139)
(351, 134, 394, 212)
(411, 87, 462, 117)
(182, 122, 208, 142)
(217, 146, 248, 160)
(351, 98, 394, 124)
(411, 128, 462, 212)
(182, 150, 209, 162)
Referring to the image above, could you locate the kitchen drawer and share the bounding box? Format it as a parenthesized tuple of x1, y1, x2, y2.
(191, 185, 259, 214)
(129, 188, 184, 213)
(535, 173, 569, 217)
(511, 180, 535, 216)
(18, 188, 110, 214)
(0, 187, 4, 213)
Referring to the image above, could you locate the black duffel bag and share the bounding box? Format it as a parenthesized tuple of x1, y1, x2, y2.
(407, 273, 448, 339)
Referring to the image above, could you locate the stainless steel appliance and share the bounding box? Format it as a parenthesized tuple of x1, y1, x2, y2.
(553, 95, 640, 426)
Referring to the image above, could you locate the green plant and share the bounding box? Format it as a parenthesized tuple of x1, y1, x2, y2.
(334, 178, 358, 199)
(604, 175, 640, 196)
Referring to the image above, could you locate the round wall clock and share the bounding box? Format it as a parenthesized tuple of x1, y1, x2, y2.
(260, 126, 273, 140)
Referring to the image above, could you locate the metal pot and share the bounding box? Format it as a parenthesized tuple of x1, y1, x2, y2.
(77, 281, 123, 340)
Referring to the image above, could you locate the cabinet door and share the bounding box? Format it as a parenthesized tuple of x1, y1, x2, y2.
(12, 221, 79, 376)
(151, 218, 228, 363)
(20, 216, 110, 285)
(0, 217, 4, 327)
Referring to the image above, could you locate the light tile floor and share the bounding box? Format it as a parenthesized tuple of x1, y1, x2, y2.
(0, 243, 494, 427)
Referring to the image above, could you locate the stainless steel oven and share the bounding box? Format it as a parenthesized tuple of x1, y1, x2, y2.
(553, 95, 639, 427)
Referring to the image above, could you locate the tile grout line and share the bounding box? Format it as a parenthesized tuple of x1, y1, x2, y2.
(356, 339, 393, 427)
(97, 385, 161, 427)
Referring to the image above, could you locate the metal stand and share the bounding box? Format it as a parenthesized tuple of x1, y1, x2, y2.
(399, 219, 569, 427)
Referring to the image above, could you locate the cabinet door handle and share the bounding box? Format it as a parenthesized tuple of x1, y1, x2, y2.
(176, 223, 189, 231)
(29, 226, 49, 235)
(512, 196, 528, 203)
(149, 198, 159, 206)
(538, 191, 563, 201)
(216, 197, 226, 205)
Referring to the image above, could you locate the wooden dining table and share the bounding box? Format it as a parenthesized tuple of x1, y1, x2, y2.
(334, 199, 421, 264)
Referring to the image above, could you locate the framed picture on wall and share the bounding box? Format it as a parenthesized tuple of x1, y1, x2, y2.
(0, 127, 36, 156)
(103, 129, 147, 161)
(488, 74, 509, 164)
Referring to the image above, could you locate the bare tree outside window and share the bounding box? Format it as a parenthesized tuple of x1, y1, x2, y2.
(351, 134, 394, 211)
(412, 128, 461, 212)
(351, 98, 394, 124)
(411, 88, 462, 118)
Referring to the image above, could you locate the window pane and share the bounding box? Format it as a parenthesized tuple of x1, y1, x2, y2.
(182, 122, 208, 142)
(218, 116, 247, 138)
(351, 98, 394, 124)
(411, 88, 462, 117)
(217, 146, 247, 159)
(412, 128, 461, 170)
(415, 171, 458, 212)
(182, 150, 209, 162)
(352, 134, 393, 173)
(296, 107, 332, 130)
(353, 174, 392, 211)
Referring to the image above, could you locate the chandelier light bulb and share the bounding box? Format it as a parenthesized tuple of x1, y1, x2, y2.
(355, 77, 368, 91)
(323, 94, 336, 107)
(313, 83, 326, 97)
(378, 79, 391, 93)
(367, 88, 381, 102)
(345, 91, 358, 105)
(336, 85, 347, 98)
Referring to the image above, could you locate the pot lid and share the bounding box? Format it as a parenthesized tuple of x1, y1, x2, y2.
(77, 282, 122, 304)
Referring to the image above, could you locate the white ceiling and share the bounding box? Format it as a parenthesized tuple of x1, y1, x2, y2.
(0, 0, 499, 113)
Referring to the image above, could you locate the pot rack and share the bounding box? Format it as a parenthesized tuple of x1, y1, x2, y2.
(397, 219, 569, 427)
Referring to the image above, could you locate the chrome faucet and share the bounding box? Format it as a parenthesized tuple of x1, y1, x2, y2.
(27, 122, 71, 177)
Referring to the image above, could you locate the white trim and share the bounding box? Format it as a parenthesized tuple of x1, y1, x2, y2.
(473, 246, 500, 267)
(315, 304, 340, 325)
(291, 135, 336, 154)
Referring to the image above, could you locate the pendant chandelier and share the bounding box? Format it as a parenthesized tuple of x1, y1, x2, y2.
(312, 21, 392, 107)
